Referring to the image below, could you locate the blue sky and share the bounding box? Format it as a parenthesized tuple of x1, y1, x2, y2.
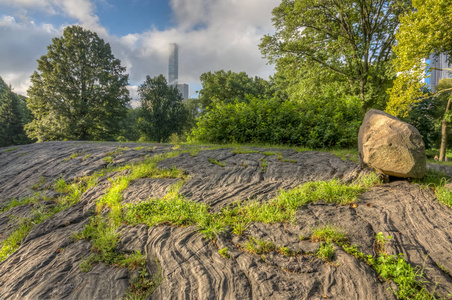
(0, 0, 278, 104)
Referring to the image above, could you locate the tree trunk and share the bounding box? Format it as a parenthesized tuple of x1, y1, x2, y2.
(439, 97, 452, 161)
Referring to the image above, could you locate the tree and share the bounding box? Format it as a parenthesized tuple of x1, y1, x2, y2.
(387, 0, 452, 160)
(25, 25, 130, 142)
(199, 70, 273, 109)
(138, 75, 188, 142)
(0, 88, 28, 147)
(260, 0, 411, 110)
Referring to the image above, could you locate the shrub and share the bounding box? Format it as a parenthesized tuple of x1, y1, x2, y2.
(188, 95, 361, 148)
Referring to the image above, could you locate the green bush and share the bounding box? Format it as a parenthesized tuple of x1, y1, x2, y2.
(188, 95, 362, 148)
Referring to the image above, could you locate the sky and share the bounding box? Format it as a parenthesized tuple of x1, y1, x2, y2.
(0, 0, 279, 106)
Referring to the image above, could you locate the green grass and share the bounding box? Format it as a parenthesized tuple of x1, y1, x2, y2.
(2, 147, 19, 153)
(341, 234, 435, 299)
(218, 247, 230, 258)
(64, 152, 82, 161)
(276, 152, 297, 163)
(261, 151, 276, 156)
(0, 219, 33, 261)
(242, 236, 276, 255)
(208, 158, 226, 167)
(0, 192, 47, 213)
(316, 242, 335, 262)
(31, 176, 46, 191)
(232, 148, 259, 154)
(311, 224, 348, 244)
(104, 156, 114, 163)
(259, 158, 268, 173)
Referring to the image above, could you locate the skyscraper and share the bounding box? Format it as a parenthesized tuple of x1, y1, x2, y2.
(168, 43, 178, 85)
(429, 53, 452, 91)
(168, 43, 189, 100)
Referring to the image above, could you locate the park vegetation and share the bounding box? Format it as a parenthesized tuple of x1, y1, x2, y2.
(0, 0, 451, 157)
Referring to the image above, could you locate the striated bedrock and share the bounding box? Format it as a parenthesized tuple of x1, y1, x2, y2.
(0, 141, 450, 299)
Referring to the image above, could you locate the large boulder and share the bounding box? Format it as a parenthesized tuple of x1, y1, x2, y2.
(358, 109, 426, 178)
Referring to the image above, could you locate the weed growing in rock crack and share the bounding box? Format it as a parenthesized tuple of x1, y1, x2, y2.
(218, 247, 230, 258)
(133, 146, 145, 151)
(122, 259, 163, 300)
(2, 147, 19, 153)
(261, 151, 276, 156)
(0, 218, 33, 261)
(341, 233, 435, 299)
(104, 156, 114, 164)
(232, 148, 259, 154)
(375, 232, 392, 255)
(208, 157, 226, 167)
(64, 152, 83, 161)
(31, 175, 46, 190)
(259, 158, 268, 173)
(276, 152, 297, 163)
(311, 224, 348, 244)
(316, 242, 335, 262)
(242, 237, 276, 255)
(278, 246, 296, 257)
(0, 192, 47, 213)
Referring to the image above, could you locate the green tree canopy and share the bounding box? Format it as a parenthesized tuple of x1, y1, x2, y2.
(138, 75, 188, 142)
(260, 0, 410, 110)
(198, 70, 273, 109)
(0, 88, 28, 147)
(387, 0, 452, 116)
(26, 25, 130, 142)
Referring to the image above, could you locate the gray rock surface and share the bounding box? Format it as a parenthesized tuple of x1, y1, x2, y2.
(358, 109, 426, 178)
(0, 141, 451, 299)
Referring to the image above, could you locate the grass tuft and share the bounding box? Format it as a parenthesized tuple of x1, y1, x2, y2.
(208, 158, 226, 167)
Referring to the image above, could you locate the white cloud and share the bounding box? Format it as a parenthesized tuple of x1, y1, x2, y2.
(0, 0, 279, 98)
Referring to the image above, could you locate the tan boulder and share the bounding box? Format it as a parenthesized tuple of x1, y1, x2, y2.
(358, 109, 426, 178)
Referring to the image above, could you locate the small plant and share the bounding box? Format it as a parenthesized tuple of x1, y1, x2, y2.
(375, 232, 392, 255)
(208, 158, 226, 167)
(278, 246, 295, 256)
(261, 151, 276, 156)
(133, 146, 145, 151)
(276, 152, 297, 163)
(64, 152, 82, 161)
(316, 242, 335, 262)
(298, 234, 305, 241)
(218, 247, 231, 258)
(259, 158, 268, 173)
(2, 147, 18, 153)
(31, 176, 46, 191)
(311, 224, 348, 244)
(232, 148, 259, 154)
(104, 156, 114, 163)
(243, 237, 276, 255)
(232, 220, 248, 235)
(82, 154, 91, 161)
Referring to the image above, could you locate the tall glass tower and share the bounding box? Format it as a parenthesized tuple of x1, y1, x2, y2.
(168, 43, 178, 85)
(429, 53, 452, 91)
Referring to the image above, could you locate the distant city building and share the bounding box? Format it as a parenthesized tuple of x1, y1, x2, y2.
(429, 53, 452, 91)
(177, 83, 189, 100)
(168, 43, 178, 85)
(168, 43, 189, 100)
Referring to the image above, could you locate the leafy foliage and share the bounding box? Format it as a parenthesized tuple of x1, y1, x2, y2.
(0, 88, 29, 146)
(387, 0, 452, 116)
(189, 94, 362, 148)
(138, 75, 188, 142)
(260, 0, 410, 109)
(198, 70, 273, 109)
(25, 25, 130, 142)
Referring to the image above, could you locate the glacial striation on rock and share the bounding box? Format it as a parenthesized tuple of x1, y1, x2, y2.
(358, 109, 426, 178)
(0, 141, 450, 299)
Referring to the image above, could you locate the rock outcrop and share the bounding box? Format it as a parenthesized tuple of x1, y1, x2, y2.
(0, 141, 451, 299)
(358, 109, 426, 178)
